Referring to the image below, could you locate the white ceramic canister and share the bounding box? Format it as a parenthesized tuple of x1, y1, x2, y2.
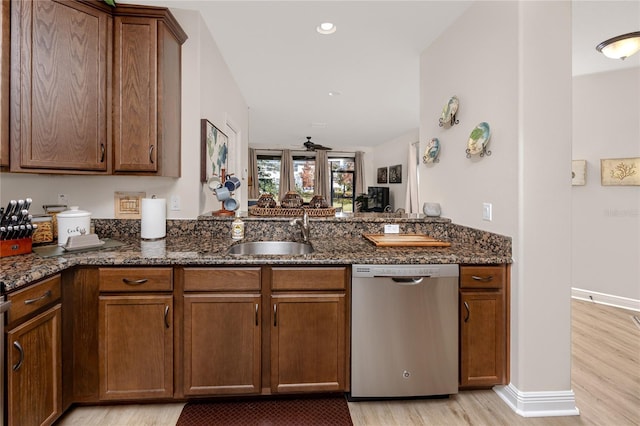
(57, 206, 91, 246)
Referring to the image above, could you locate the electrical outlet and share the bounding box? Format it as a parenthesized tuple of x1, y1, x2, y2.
(57, 194, 68, 205)
(384, 224, 400, 233)
(170, 195, 181, 211)
(482, 203, 492, 221)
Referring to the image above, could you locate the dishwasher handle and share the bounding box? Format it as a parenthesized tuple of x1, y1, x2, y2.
(391, 277, 425, 285)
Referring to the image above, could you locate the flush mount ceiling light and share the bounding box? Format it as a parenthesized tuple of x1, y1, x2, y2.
(596, 31, 640, 60)
(328, 91, 341, 96)
(316, 22, 336, 35)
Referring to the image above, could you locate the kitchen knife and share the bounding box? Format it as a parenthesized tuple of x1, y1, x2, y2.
(0, 226, 6, 240)
(1, 200, 16, 226)
(23, 197, 32, 212)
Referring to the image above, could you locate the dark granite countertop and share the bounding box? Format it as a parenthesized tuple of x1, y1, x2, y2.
(1, 229, 511, 293)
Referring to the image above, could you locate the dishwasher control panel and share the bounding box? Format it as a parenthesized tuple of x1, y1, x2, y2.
(352, 264, 459, 278)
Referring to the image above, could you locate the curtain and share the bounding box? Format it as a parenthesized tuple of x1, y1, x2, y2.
(355, 151, 366, 196)
(314, 150, 330, 198)
(404, 142, 420, 214)
(279, 149, 294, 201)
(248, 148, 259, 198)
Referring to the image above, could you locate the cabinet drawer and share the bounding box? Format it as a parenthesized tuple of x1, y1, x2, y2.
(460, 265, 505, 289)
(7, 274, 61, 324)
(271, 267, 347, 291)
(99, 268, 173, 292)
(183, 267, 261, 292)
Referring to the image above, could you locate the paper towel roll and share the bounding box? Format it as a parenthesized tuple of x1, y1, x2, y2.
(141, 198, 166, 240)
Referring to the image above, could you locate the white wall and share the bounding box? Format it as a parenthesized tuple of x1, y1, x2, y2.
(0, 7, 248, 220)
(572, 68, 640, 301)
(417, 0, 575, 414)
(367, 129, 418, 211)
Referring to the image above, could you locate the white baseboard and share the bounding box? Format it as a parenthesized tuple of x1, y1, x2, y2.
(494, 384, 580, 417)
(572, 288, 640, 312)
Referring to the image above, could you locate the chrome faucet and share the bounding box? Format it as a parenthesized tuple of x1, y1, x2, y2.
(290, 211, 311, 242)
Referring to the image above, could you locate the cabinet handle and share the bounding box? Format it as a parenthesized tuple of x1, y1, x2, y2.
(122, 278, 148, 286)
(273, 304, 277, 327)
(24, 290, 52, 305)
(164, 305, 170, 329)
(471, 275, 493, 282)
(464, 301, 470, 322)
(255, 303, 259, 326)
(100, 143, 105, 163)
(149, 145, 155, 164)
(12, 341, 24, 371)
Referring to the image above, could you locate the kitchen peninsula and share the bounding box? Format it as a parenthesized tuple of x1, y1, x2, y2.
(2, 215, 511, 426)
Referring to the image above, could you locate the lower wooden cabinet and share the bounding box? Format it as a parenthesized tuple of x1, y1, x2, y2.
(269, 266, 349, 394)
(183, 293, 261, 395)
(98, 294, 173, 400)
(7, 304, 62, 426)
(270, 293, 346, 393)
(182, 267, 262, 396)
(459, 265, 509, 388)
(96, 267, 174, 400)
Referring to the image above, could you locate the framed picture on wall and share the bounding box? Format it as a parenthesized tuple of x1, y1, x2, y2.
(200, 119, 229, 183)
(389, 164, 402, 183)
(377, 167, 388, 184)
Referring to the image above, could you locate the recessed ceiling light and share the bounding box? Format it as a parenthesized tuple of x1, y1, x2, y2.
(328, 91, 341, 96)
(316, 22, 336, 35)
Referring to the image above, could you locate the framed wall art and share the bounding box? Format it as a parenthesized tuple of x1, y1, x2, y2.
(389, 164, 402, 183)
(377, 167, 388, 184)
(200, 119, 228, 183)
(571, 160, 586, 186)
(600, 157, 639, 186)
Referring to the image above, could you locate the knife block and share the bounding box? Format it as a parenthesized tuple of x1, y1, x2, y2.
(0, 238, 32, 257)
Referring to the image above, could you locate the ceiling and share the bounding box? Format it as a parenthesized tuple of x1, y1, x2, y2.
(123, 1, 640, 150)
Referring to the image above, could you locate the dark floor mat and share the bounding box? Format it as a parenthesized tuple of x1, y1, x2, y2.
(176, 395, 353, 426)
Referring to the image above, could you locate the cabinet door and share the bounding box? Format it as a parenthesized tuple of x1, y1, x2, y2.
(10, 0, 110, 172)
(183, 294, 261, 395)
(271, 294, 346, 393)
(1, 0, 9, 167)
(113, 16, 158, 173)
(99, 294, 173, 400)
(459, 290, 506, 387)
(7, 304, 62, 426)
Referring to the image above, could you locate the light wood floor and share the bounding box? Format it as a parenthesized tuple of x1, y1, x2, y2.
(56, 300, 639, 426)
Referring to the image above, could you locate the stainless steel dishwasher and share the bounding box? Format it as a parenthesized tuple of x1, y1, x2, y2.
(350, 264, 459, 399)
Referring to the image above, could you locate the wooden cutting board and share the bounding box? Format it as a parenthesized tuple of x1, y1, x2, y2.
(362, 233, 451, 247)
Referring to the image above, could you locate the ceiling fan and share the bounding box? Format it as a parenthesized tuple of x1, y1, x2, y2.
(303, 136, 332, 151)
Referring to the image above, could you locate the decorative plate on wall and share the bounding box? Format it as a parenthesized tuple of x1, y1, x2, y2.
(439, 96, 459, 127)
(466, 122, 491, 157)
(423, 138, 440, 163)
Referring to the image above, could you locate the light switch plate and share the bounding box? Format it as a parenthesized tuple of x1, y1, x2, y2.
(384, 224, 400, 233)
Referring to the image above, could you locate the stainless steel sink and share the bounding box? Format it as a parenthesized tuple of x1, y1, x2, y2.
(227, 241, 314, 256)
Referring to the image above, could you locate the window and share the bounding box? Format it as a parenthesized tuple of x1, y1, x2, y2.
(330, 158, 355, 213)
(256, 152, 357, 212)
(293, 156, 315, 202)
(256, 155, 281, 196)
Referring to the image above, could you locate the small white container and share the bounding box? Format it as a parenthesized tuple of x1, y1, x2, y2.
(57, 206, 91, 246)
(231, 213, 244, 240)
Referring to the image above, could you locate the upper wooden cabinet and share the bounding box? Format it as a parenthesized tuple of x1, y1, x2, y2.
(9, 0, 186, 176)
(1, 0, 10, 168)
(112, 6, 186, 176)
(10, 0, 111, 173)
